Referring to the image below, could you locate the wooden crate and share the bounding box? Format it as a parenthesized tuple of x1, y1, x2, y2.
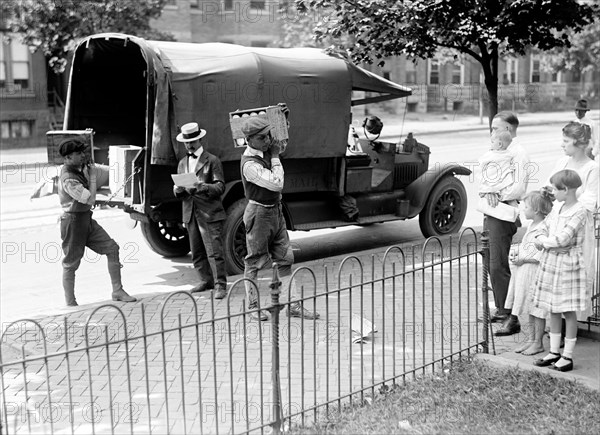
(229, 106, 289, 147)
(46, 129, 95, 165)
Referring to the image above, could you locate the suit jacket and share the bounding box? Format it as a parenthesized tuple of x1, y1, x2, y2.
(174, 150, 226, 223)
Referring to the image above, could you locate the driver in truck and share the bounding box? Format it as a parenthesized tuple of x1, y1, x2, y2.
(240, 111, 320, 321)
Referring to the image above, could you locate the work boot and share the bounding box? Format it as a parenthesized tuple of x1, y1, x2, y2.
(190, 282, 214, 293)
(214, 285, 228, 300)
(112, 289, 137, 303)
(63, 270, 78, 306)
(287, 303, 320, 320)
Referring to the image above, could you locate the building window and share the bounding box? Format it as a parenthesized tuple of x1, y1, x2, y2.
(1, 120, 34, 139)
(0, 38, 31, 90)
(250, 40, 269, 47)
(451, 64, 463, 85)
(551, 71, 562, 83)
(250, 1, 265, 9)
(429, 59, 439, 85)
(503, 58, 518, 84)
(405, 61, 417, 83)
(530, 57, 540, 83)
(190, 0, 199, 8)
(224, 0, 234, 10)
(165, 0, 177, 5)
(383, 71, 390, 80)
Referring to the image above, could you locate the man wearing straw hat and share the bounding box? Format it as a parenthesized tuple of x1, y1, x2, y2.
(174, 122, 228, 299)
(240, 110, 319, 321)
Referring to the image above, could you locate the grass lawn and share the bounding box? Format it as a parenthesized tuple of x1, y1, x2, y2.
(291, 358, 600, 434)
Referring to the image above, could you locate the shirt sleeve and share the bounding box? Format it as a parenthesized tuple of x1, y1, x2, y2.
(539, 208, 587, 249)
(499, 145, 530, 202)
(577, 163, 599, 213)
(62, 177, 92, 205)
(242, 158, 285, 192)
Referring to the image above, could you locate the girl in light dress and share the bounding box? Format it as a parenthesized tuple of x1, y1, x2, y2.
(507, 189, 554, 355)
(530, 170, 593, 372)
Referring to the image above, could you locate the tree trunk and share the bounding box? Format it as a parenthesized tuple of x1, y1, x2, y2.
(480, 49, 499, 129)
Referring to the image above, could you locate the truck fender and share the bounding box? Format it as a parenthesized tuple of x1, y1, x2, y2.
(404, 164, 471, 218)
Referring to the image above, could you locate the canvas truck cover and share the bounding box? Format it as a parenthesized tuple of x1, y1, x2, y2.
(64, 33, 411, 165)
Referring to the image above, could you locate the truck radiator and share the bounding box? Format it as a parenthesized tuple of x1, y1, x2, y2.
(393, 163, 421, 189)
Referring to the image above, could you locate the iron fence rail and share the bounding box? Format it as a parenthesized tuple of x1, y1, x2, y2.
(0, 229, 495, 434)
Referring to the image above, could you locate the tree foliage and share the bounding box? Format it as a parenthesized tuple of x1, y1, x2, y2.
(541, 21, 600, 76)
(295, 0, 599, 122)
(1, 0, 175, 73)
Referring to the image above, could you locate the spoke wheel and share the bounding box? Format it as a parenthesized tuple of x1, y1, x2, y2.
(419, 176, 467, 237)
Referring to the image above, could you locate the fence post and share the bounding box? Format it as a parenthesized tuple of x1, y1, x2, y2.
(481, 230, 490, 353)
(270, 263, 283, 434)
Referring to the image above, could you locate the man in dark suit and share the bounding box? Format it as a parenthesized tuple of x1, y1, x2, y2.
(174, 122, 228, 299)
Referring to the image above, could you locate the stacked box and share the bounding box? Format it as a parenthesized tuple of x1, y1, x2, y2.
(108, 145, 142, 198)
(229, 106, 289, 147)
(46, 129, 95, 165)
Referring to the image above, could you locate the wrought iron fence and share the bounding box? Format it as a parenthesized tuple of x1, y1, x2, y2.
(1, 229, 488, 434)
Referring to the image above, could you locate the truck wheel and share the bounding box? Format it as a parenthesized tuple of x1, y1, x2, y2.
(223, 199, 248, 275)
(419, 176, 467, 237)
(140, 220, 190, 257)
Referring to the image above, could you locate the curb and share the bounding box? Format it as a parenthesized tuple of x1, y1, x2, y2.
(473, 353, 600, 391)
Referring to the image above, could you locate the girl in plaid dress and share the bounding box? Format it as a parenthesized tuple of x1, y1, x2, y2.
(531, 169, 593, 372)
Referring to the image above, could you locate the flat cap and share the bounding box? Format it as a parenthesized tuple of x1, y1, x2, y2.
(241, 116, 274, 137)
(58, 139, 86, 157)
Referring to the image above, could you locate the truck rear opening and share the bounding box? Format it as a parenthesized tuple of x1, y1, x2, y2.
(65, 37, 148, 165)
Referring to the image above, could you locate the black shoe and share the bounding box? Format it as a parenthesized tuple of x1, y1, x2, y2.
(551, 356, 573, 372)
(534, 351, 561, 367)
(190, 283, 214, 293)
(494, 317, 521, 336)
(490, 310, 509, 323)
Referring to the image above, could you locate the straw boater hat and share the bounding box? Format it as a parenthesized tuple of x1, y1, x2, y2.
(574, 99, 590, 111)
(176, 122, 207, 142)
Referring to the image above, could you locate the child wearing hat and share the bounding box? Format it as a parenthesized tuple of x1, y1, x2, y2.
(57, 139, 137, 306)
(239, 107, 319, 321)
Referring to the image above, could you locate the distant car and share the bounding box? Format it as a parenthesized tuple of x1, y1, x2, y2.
(54, 33, 470, 274)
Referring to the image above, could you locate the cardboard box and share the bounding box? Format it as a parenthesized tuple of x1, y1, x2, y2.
(229, 105, 289, 147)
(46, 129, 95, 165)
(109, 145, 142, 198)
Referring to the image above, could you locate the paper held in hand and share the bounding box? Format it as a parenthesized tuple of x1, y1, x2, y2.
(171, 173, 197, 189)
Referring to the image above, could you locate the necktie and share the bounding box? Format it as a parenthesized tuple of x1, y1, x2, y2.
(187, 152, 198, 159)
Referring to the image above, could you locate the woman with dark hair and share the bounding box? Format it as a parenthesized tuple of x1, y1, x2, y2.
(551, 121, 598, 213)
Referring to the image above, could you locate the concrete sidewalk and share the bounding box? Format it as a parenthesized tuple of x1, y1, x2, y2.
(1, 109, 598, 169)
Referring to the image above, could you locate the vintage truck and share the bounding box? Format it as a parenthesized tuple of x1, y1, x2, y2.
(56, 33, 470, 274)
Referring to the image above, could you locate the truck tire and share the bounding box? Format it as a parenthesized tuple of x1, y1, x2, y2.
(223, 198, 248, 275)
(140, 220, 190, 257)
(419, 176, 467, 238)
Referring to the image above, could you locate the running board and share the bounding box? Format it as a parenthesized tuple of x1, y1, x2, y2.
(293, 214, 404, 231)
